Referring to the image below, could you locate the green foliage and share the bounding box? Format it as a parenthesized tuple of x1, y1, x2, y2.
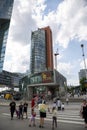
(80, 77, 86, 92)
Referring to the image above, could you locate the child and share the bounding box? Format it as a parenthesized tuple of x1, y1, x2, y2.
(16, 108, 19, 118)
(29, 109, 36, 127)
(61, 103, 65, 111)
(19, 102, 23, 119)
(52, 107, 57, 129)
(23, 101, 28, 119)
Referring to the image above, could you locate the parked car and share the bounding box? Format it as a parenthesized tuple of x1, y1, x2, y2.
(5, 93, 12, 100)
(13, 92, 23, 100)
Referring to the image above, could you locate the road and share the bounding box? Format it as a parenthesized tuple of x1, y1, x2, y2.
(0, 103, 85, 130)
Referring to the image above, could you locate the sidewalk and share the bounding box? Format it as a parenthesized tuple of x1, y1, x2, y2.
(0, 99, 31, 107)
(48, 102, 81, 111)
(0, 99, 81, 110)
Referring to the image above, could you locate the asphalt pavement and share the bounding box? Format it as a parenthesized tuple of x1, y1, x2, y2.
(0, 98, 86, 130)
(0, 109, 85, 130)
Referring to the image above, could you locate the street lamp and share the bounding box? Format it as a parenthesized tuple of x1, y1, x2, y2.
(81, 44, 87, 79)
(54, 48, 59, 70)
(64, 81, 67, 98)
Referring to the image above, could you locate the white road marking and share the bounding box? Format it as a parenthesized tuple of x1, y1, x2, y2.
(2, 112, 84, 125)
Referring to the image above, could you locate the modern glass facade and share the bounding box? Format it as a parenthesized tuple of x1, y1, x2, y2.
(0, 0, 14, 72)
(30, 29, 46, 74)
(79, 69, 87, 80)
(30, 26, 53, 74)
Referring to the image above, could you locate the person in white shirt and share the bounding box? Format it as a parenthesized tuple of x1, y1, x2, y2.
(61, 103, 64, 111)
(66, 97, 69, 105)
(56, 99, 61, 110)
(52, 101, 57, 108)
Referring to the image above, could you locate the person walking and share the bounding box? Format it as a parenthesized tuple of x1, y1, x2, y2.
(29, 109, 36, 127)
(56, 98, 61, 110)
(66, 97, 69, 105)
(19, 102, 23, 119)
(52, 107, 57, 130)
(38, 96, 47, 128)
(61, 102, 65, 111)
(31, 95, 36, 110)
(80, 99, 87, 128)
(23, 101, 28, 119)
(9, 99, 16, 120)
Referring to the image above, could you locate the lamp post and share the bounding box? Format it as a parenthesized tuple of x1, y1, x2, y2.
(64, 81, 67, 98)
(54, 48, 59, 70)
(81, 44, 87, 79)
(54, 49, 59, 96)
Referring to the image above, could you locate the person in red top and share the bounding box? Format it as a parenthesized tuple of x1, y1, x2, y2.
(31, 96, 36, 110)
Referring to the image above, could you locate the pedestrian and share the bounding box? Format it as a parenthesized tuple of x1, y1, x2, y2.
(56, 98, 61, 110)
(49, 101, 57, 113)
(66, 97, 69, 105)
(38, 96, 47, 128)
(23, 101, 28, 119)
(52, 107, 57, 130)
(61, 102, 65, 111)
(80, 99, 87, 128)
(19, 102, 23, 119)
(16, 108, 19, 118)
(9, 99, 16, 120)
(31, 95, 36, 110)
(52, 101, 57, 108)
(29, 109, 36, 127)
(37, 95, 42, 104)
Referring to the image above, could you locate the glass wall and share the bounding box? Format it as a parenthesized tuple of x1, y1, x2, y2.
(0, 0, 14, 19)
(30, 29, 46, 74)
(0, 0, 14, 72)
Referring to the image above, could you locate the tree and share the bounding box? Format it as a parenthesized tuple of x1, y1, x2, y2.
(80, 77, 86, 93)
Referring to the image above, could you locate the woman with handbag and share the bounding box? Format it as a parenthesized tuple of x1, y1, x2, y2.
(80, 99, 87, 128)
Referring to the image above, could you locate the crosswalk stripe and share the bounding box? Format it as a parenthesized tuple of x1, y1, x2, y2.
(2, 113, 84, 125)
(2, 109, 84, 125)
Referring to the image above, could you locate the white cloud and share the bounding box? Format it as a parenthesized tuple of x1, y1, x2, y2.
(9, 0, 37, 45)
(58, 62, 79, 85)
(4, 38, 30, 73)
(58, 62, 73, 75)
(33, 0, 87, 48)
(55, 0, 87, 47)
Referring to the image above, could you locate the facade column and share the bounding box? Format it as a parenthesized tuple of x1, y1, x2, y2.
(27, 86, 33, 100)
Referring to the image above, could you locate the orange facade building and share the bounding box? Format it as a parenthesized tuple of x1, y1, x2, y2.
(41, 26, 53, 71)
(30, 26, 53, 74)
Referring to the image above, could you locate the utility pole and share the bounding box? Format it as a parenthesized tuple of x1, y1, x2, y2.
(54, 48, 59, 96)
(81, 44, 87, 79)
(54, 48, 59, 70)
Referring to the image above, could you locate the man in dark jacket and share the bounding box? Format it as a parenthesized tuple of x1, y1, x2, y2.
(9, 99, 16, 120)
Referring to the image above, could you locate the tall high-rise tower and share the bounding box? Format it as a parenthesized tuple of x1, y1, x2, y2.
(0, 0, 14, 72)
(41, 26, 53, 70)
(30, 26, 53, 74)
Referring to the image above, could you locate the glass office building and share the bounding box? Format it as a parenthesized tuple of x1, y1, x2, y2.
(0, 0, 14, 72)
(30, 29, 46, 74)
(30, 26, 53, 74)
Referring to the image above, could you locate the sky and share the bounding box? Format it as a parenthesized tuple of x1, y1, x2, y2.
(3, 0, 87, 86)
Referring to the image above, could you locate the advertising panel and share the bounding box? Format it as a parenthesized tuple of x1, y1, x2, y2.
(42, 72, 53, 83)
(29, 71, 54, 84)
